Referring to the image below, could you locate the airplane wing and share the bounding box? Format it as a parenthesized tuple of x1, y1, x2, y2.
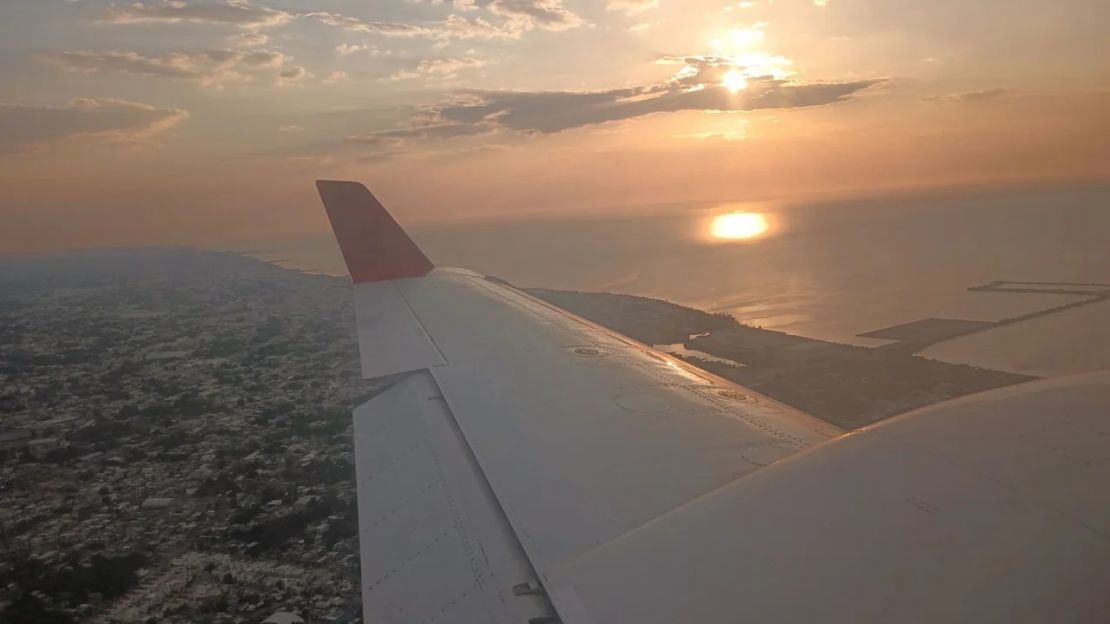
(318, 181, 1110, 624)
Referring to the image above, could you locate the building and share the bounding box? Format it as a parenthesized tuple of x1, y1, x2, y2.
(0, 429, 32, 455)
(27, 437, 60, 460)
(263, 611, 305, 624)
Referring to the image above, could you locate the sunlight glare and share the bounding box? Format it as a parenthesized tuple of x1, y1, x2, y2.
(711, 212, 768, 240)
(722, 69, 748, 93)
(729, 25, 766, 48)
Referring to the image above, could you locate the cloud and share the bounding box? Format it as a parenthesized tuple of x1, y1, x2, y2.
(660, 53, 794, 81)
(102, 1, 564, 41)
(335, 43, 371, 57)
(276, 65, 310, 86)
(301, 12, 429, 36)
(607, 0, 659, 15)
(106, 1, 428, 36)
(925, 88, 1011, 103)
(104, 0, 293, 28)
(349, 120, 496, 144)
(436, 13, 521, 39)
(398, 0, 586, 35)
(38, 49, 295, 86)
(0, 98, 189, 152)
(412, 0, 479, 9)
(676, 129, 748, 142)
(227, 31, 269, 47)
(389, 57, 487, 80)
(353, 59, 883, 146)
(315, 12, 520, 41)
(485, 0, 584, 31)
(441, 79, 877, 133)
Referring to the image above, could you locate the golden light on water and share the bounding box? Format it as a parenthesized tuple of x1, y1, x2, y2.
(722, 69, 748, 93)
(711, 212, 769, 240)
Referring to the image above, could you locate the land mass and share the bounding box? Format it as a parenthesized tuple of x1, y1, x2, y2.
(526, 288, 1032, 429)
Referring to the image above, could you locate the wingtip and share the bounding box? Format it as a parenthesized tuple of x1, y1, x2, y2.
(316, 179, 359, 191)
(316, 180, 434, 283)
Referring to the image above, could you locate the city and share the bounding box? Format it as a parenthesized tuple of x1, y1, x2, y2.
(0, 250, 378, 623)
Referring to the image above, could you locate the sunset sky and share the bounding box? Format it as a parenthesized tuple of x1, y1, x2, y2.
(1, 0, 1108, 252)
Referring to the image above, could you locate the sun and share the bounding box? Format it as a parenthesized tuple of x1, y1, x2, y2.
(722, 69, 748, 93)
(711, 212, 768, 240)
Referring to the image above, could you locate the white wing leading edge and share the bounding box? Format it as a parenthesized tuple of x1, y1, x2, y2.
(319, 181, 1110, 624)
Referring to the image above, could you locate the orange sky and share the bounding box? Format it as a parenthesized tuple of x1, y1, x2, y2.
(1, 0, 1108, 252)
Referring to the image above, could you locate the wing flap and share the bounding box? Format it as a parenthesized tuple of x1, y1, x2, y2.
(353, 372, 556, 624)
(351, 280, 445, 379)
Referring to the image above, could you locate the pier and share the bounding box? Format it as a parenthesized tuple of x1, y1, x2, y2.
(862, 280, 1110, 355)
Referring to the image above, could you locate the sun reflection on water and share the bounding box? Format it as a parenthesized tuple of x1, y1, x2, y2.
(710, 211, 770, 241)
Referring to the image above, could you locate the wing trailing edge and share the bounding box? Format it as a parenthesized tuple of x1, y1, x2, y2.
(352, 371, 557, 623)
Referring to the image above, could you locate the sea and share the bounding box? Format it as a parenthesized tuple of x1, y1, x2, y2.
(231, 182, 1110, 378)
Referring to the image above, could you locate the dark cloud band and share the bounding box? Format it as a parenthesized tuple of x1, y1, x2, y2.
(0, 99, 189, 152)
(351, 65, 884, 144)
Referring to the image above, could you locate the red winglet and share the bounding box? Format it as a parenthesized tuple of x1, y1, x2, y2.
(317, 180, 434, 283)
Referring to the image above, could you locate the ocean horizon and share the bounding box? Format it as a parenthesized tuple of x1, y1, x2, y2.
(231, 183, 1110, 378)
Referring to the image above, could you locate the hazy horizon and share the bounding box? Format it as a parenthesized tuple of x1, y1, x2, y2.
(218, 182, 1110, 378)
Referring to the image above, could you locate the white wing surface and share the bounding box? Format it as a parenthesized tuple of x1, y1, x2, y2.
(548, 371, 1110, 623)
(319, 181, 1110, 624)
